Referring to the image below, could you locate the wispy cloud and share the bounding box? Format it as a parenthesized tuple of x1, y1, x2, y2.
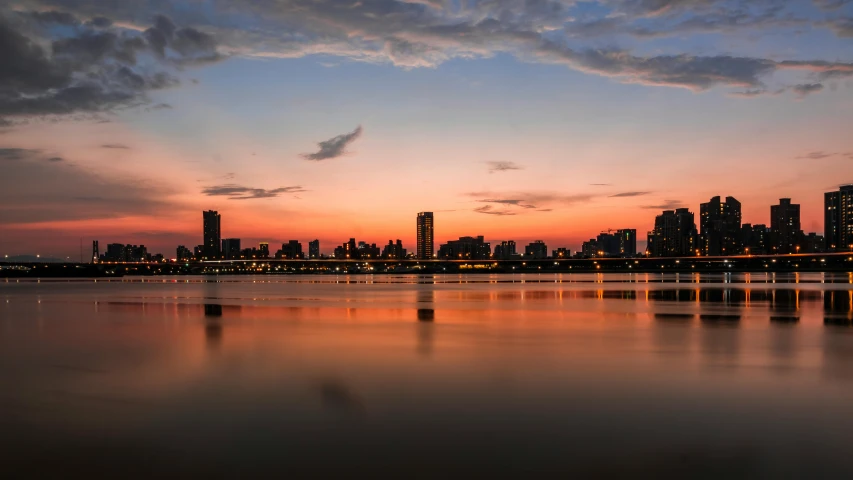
(589, 183, 612, 186)
(642, 200, 686, 210)
(101, 143, 130, 149)
(792, 83, 824, 98)
(486, 161, 523, 173)
(609, 191, 651, 198)
(202, 184, 306, 200)
(474, 205, 516, 216)
(796, 151, 845, 159)
(301, 126, 363, 161)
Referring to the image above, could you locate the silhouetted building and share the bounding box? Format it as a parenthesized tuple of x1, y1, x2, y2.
(222, 238, 241, 260)
(771, 198, 801, 254)
(194, 245, 204, 259)
(91, 240, 99, 264)
(308, 239, 320, 259)
(700, 196, 742, 256)
(104, 243, 125, 262)
(334, 238, 358, 259)
(177, 245, 192, 261)
(741, 224, 770, 255)
(803, 233, 825, 254)
(417, 212, 434, 259)
(203, 210, 221, 260)
(524, 240, 548, 259)
(438, 236, 491, 260)
(552, 248, 571, 259)
(494, 241, 517, 260)
(825, 185, 853, 251)
(581, 239, 598, 258)
(382, 240, 406, 259)
(595, 229, 637, 257)
(258, 242, 270, 259)
(277, 240, 303, 259)
(648, 208, 698, 257)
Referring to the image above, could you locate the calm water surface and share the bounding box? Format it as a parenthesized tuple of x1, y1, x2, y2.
(2, 273, 853, 478)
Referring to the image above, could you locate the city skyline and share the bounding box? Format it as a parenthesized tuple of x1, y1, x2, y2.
(2, 1, 853, 258)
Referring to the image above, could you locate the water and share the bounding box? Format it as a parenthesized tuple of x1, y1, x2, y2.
(2, 273, 853, 477)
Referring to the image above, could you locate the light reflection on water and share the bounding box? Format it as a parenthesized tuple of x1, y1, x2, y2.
(2, 273, 853, 477)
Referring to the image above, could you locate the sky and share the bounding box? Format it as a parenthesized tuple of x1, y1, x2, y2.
(1, 0, 852, 258)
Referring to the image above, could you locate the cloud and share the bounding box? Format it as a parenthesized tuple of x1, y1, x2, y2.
(474, 205, 516, 216)
(201, 184, 306, 200)
(101, 143, 130, 149)
(797, 151, 834, 159)
(642, 200, 686, 210)
(590, 183, 612, 186)
(0, 11, 223, 123)
(301, 126, 363, 161)
(0, 146, 177, 223)
(609, 191, 651, 197)
(486, 161, 523, 173)
(791, 83, 824, 97)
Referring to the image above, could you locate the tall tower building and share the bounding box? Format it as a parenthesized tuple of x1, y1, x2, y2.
(771, 198, 801, 254)
(700, 196, 742, 256)
(416, 212, 434, 260)
(309, 239, 320, 259)
(91, 240, 99, 264)
(825, 185, 853, 251)
(203, 210, 221, 260)
(649, 208, 697, 257)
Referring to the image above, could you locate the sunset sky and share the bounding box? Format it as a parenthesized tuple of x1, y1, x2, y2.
(1, 0, 852, 258)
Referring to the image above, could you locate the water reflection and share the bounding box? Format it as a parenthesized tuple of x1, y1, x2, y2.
(825, 290, 853, 326)
(416, 287, 435, 356)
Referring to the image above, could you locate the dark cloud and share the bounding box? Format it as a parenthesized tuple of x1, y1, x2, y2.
(792, 83, 824, 97)
(301, 126, 363, 161)
(202, 184, 306, 200)
(0, 146, 176, 223)
(0, 11, 222, 123)
(590, 183, 612, 186)
(474, 205, 516, 216)
(486, 161, 523, 173)
(610, 191, 651, 197)
(797, 151, 833, 159)
(642, 200, 686, 210)
(101, 143, 130, 149)
(813, 0, 853, 10)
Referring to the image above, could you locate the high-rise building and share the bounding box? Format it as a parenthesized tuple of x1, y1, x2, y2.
(524, 240, 548, 259)
(742, 224, 770, 255)
(258, 242, 270, 259)
(438, 236, 491, 260)
(334, 238, 358, 259)
(177, 245, 192, 261)
(648, 208, 698, 257)
(382, 240, 406, 259)
(203, 210, 221, 260)
(91, 240, 99, 264)
(771, 198, 801, 254)
(278, 240, 303, 259)
(552, 248, 571, 259)
(416, 212, 434, 260)
(308, 239, 320, 259)
(700, 196, 742, 256)
(595, 229, 637, 257)
(222, 238, 241, 260)
(494, 241, 517, 260)
(825, 185, 853, 251)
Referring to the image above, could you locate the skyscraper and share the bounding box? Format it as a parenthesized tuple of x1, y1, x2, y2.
(222, 238, 241, 260)
(771, 198, 801, 254)
(648, 208, 697, 257)
(700, 196, 742, 256)
(825, 185, 853, 251)
(203, 210, 221, 260)
(91, 240, 99, 264)
(309, 239, 320, 259)
(416, 212, 434, 260)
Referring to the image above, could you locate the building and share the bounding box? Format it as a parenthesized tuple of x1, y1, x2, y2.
(177, 245, 192, 261)
(416, 212, 434, 259)
(358, 242, 381, 259)
(524, 240, 548, 259)
(334, 238, 358, 259)
(700, 196, 742, 256)
(203, 210, 221, 260)
(382, 240, 406, 259)
(741, 224, 770, 255)
(595, 229, 637, 257)
(825, 185, 853, 251)
(222, 238, 241, 260)
(771, 198, 801, 254)
(278, 240, 303, 259)
(581, 239, 599, 258)
(258, 242, 270, 259)
(91, 241, 99, 264)
(648, 208, 698, 257)
(803, 233, 825, 254)
(493, 241, 517, 260)
(104, 243, 125, 262)
(308, 239, 320, 259)
(552, 248, 571, 259)
(438, 236, 491, 260)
